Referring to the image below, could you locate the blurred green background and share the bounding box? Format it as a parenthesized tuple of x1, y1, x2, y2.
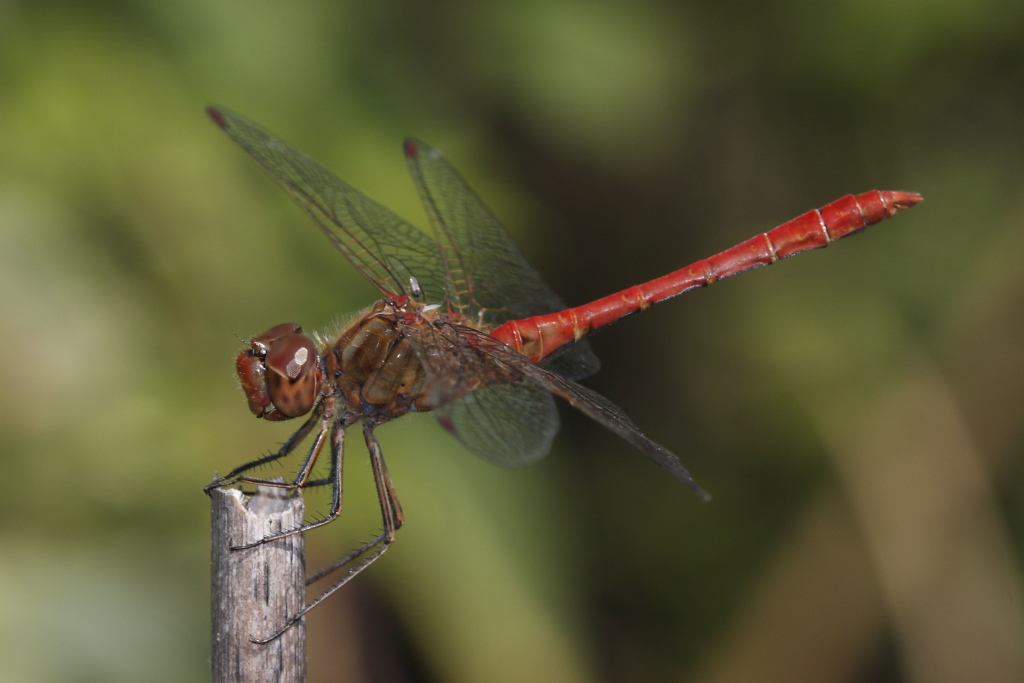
(2, 1, 1023, 681)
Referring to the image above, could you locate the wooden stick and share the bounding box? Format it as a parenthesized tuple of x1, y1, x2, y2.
(211, 486, 306, 683)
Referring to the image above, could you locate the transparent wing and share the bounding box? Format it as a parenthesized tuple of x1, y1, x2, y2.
(446, 326, 710, 500)
(404, 138, 600, 379)
(209, 107, 447, 302)
(435, 381, 558, 468)
(524, 362, 709, 500)
(386, 315, 559, 469)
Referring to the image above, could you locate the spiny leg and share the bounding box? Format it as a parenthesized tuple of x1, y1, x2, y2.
(231, 424, 328, 491)
(305, 424, 404, 585)
(250, 422, 402, 644)
(378, 437, 405, 529)
(231, 421, 345, 551)
(204, 403, 324, 495)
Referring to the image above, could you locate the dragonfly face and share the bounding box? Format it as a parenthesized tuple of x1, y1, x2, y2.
(236, 323, 323, 421)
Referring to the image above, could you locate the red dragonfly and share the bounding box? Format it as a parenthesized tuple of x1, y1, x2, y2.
(205, 106, 921, 641)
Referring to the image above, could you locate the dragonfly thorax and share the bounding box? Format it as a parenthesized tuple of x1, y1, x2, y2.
(324, 299, 438, 414)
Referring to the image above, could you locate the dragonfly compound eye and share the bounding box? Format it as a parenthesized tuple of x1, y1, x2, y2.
(236, 348, 271, 417)
(264, 332, 322, 418)
(236, 323, 307, 419)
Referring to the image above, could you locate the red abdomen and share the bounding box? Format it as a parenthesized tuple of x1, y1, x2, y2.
(491, 190, 922, 364)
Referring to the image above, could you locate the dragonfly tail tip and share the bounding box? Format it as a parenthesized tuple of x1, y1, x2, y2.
(887, 191, 923, 211)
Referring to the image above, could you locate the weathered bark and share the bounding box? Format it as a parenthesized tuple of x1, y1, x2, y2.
(211, 486, 306, 683)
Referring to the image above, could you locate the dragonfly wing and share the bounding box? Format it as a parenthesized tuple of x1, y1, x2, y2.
(209, 107, 448, 302)
(403, 138, 600, 379)
(435, 382, 559, 468)
(537, 341, 602, 382)
(448, 326, 709, 499)
(388, 315, 558, 467)
(523, 362, 710, 500)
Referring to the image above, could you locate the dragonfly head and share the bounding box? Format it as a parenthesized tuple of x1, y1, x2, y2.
(237, 323, 323, 421)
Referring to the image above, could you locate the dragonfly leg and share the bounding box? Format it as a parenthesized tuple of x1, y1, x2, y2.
(231, 422, 345, 550)
(204, 401, 327, 495)
(299, 476, 335, 488)
(250, 422, 402, 644)
(231, 423, 328, 491)
(380, 444, 405, 529)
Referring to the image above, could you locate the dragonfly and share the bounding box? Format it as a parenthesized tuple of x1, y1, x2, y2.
(205, 106, 921, 642)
